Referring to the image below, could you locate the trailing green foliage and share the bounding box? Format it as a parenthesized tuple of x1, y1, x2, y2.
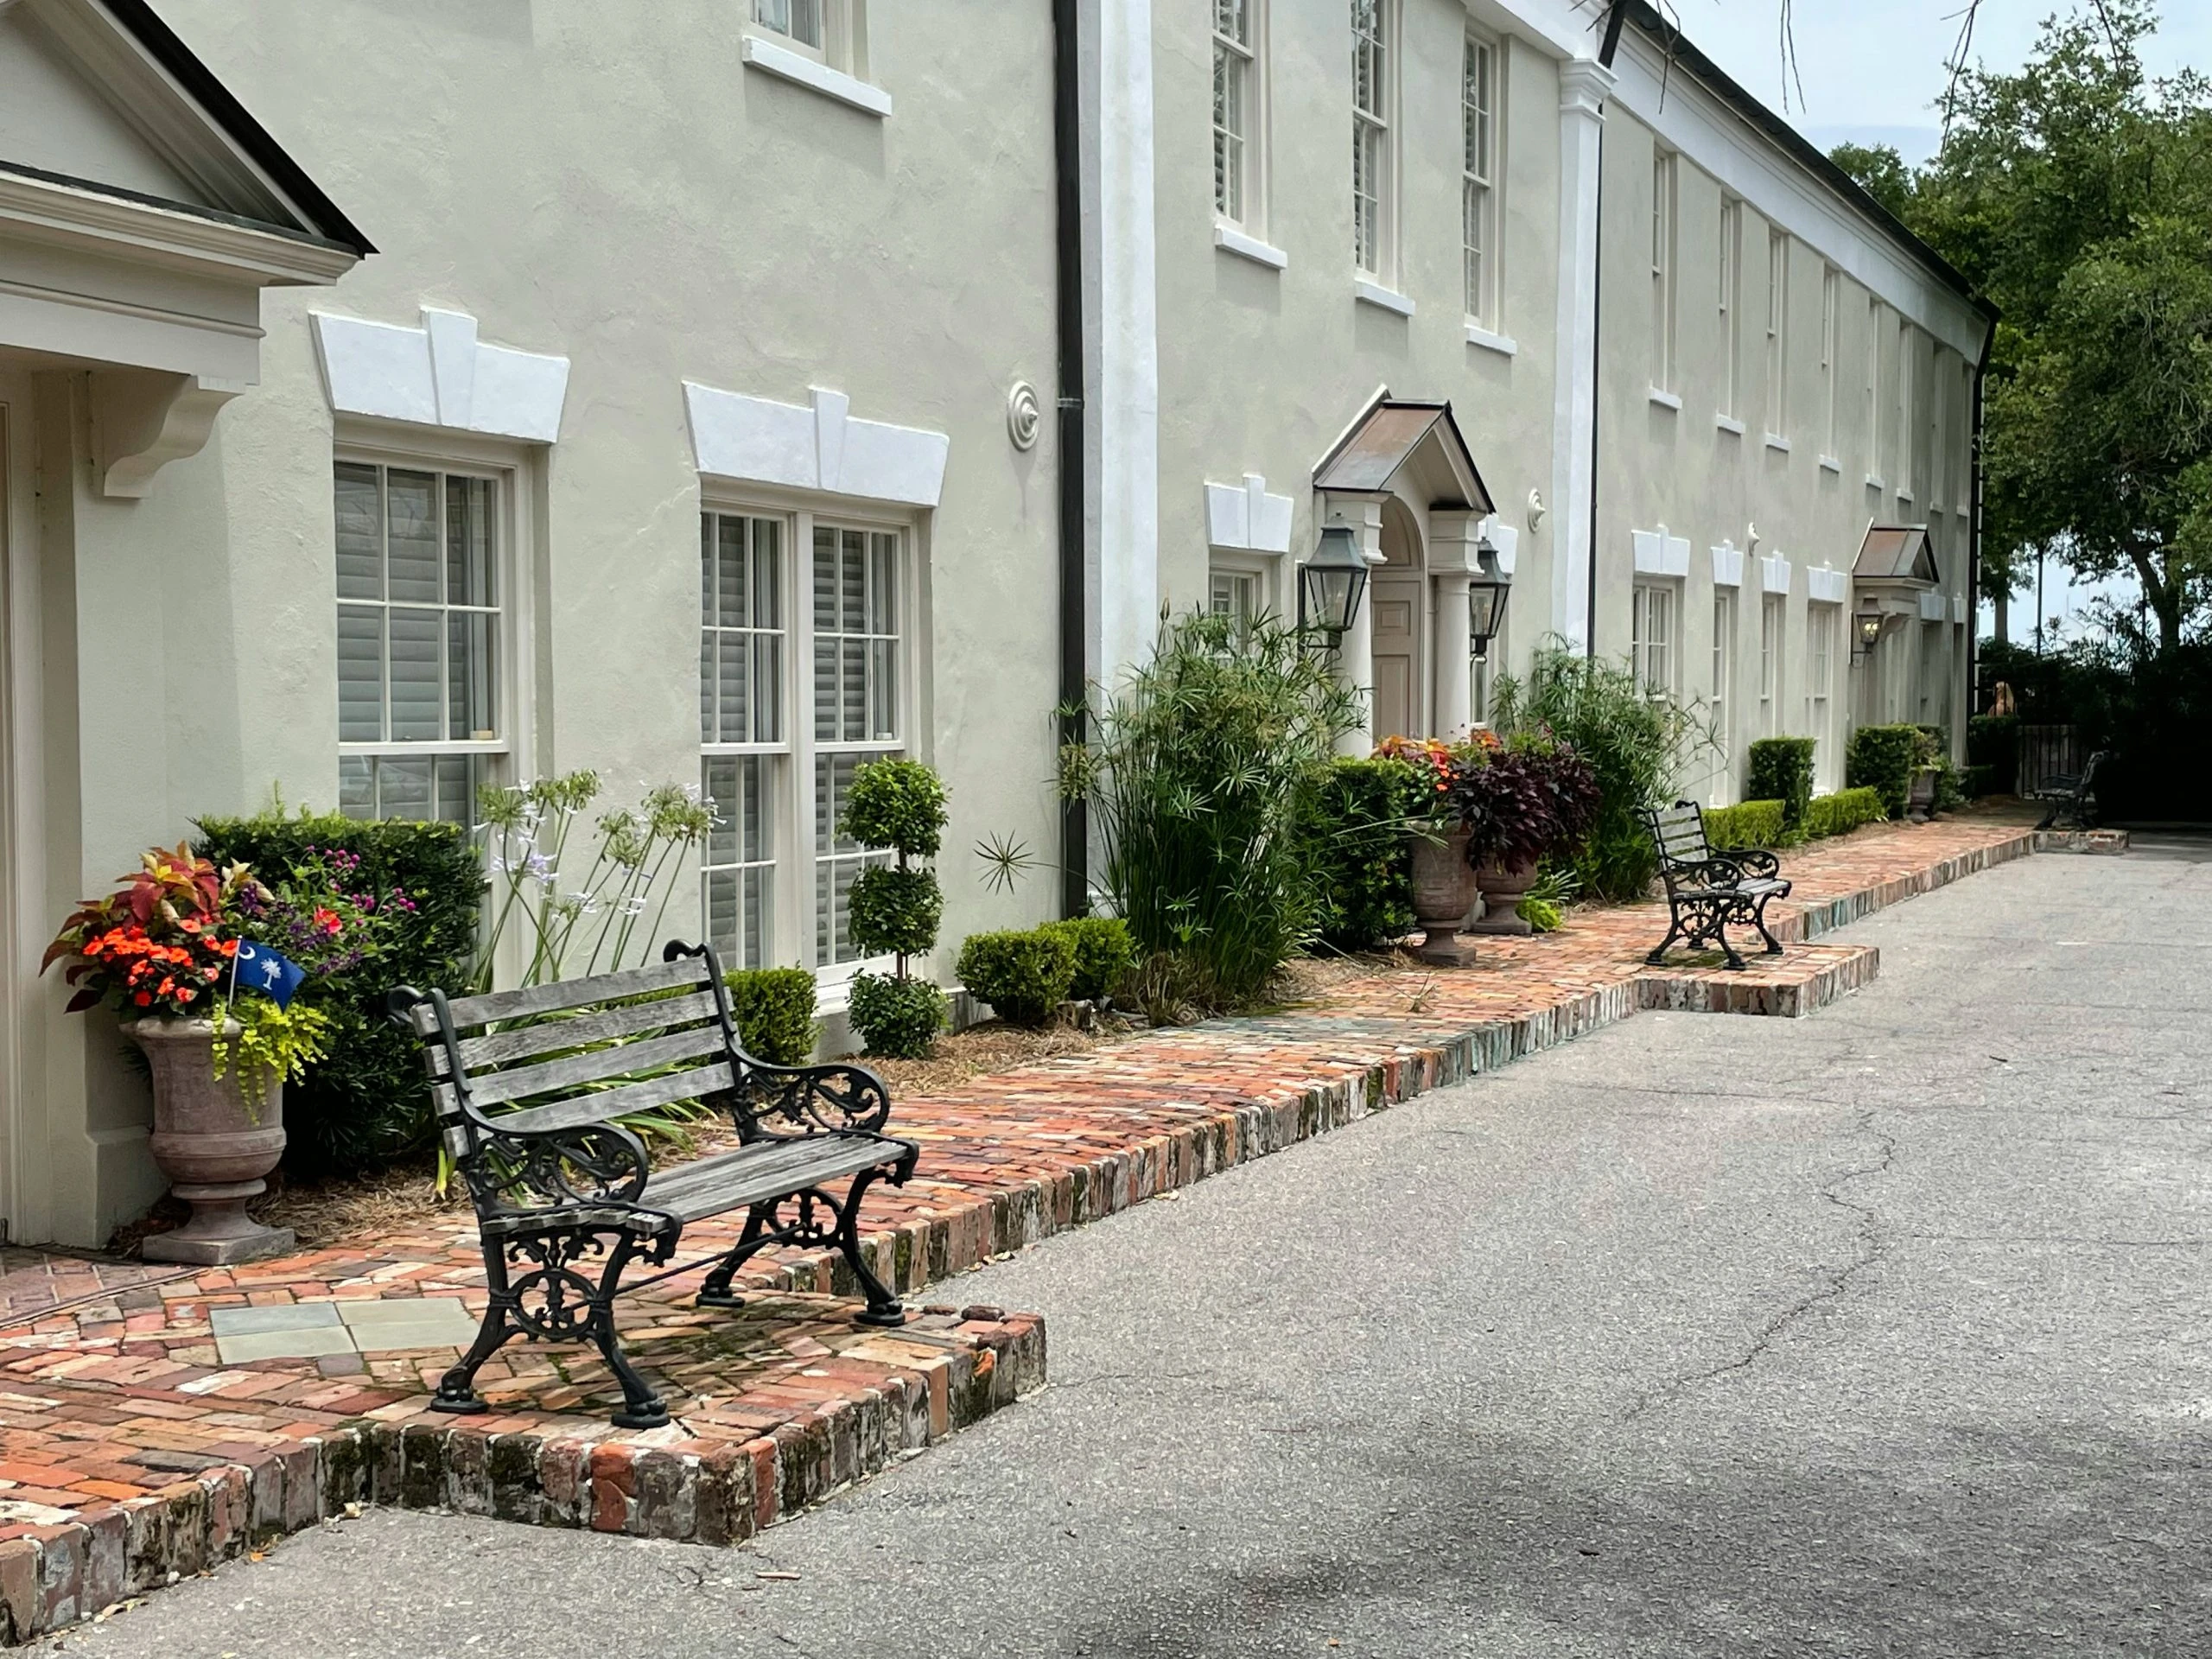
(1704, 799, 1787, 852)
(1516, 897, 1563, 932)
(726, 967, 817, 1065)
(955, 927, 1079, 1028)
(838, 758, 949, 1057)
(1062, 611, 1359, 1015)
(846, 971, 945, 1059)
(1299, 756, 1427, 950)
(1803, 787, 1886, 840)
(1041, 917, 1135, 1005)
(840, 760, 949, 859)
(1489, 644, 1711, 901)
(193, 810, 480, 1173)
(1746, 738, 1816, 835)
(1847, 724, 1923, 819)
(846, 866, 944, 960)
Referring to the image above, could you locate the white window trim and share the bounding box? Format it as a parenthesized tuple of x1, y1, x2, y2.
(334, 425, 536, 815)
(1718, 196, 1741, 421)
(1462, 26, 1503, 329)
(1631, 578, 1681, 702)
(1764, 227, 1789, 443)
(698, 485, 928, 988)
(1758, 592, 1785, 738)
(1650, 148, 1676, 394)
(1821, 263, 1840, 461)
(1352, 0, 1398, 285)
(1213, 0, 1268, 239)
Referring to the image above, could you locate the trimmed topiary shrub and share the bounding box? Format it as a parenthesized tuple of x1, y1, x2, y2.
(838, 758, 949, 1058)
(1803, 786, 1885, 839)
(956, 926, 1079, 1028)
(1300, 756, 1428, 950)
(1704, 799, 1787, 851)
(845, 972, 945, 1059)
(193, 808, 480, 1174)
(1847, 724, 1922, 819)
(1041, 917, 1135, 1005)
(727, 967, 817, 1065)
(1746, 738, 1816, 836)
(846, 866, 943, 960)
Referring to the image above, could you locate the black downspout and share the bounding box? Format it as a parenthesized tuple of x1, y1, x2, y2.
(1967, 320, 1993, 719)
(1586, 9, 1626, 656)
(1052, 0, 1089, 918)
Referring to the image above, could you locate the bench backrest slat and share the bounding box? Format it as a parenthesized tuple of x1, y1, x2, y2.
(461, 1020, 731, 1109)
(434, 989, 727, 1077)
(1643, 800, 1714, 890)
(491, 1062, 738, 1140)
(429, 956, 710, 1032)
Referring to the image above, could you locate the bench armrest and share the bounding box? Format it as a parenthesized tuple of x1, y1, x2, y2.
(725, 1060, 894, 1139)
(1711, 849, 1782, 880)
(465, 1120, 653, 1216)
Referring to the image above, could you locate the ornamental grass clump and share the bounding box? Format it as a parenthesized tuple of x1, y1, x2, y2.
(1490, 644, 1710, 901)
(1062, 610, 1359, 1016)
(840, 759, 950, 1058)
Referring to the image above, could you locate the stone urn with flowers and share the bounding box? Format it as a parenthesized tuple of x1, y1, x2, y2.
(1448, 730, 1603, 938)
(43, 845, 342, 1264)
(1377, 734, 1496, 965)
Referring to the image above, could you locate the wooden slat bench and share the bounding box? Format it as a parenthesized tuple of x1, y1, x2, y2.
(2029, 748, 2108, 831)
(1641, 800, 1793, 972)
(389, 941, 917, 1428)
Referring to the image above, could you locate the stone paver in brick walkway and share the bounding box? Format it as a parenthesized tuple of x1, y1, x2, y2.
(0, 810, 2050, 1643)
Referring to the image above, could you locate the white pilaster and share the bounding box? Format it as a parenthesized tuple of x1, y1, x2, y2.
(1550, 58, 1614, 654)
(1095, 0, 1160, 685)
(1322, 498, 1386, 756)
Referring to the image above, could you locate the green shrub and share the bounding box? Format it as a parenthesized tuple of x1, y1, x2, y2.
(1041, 917, 1135, 1004)
(839, 760, 948, 858)
(956, 927, 1079, 1028)
(1516, 896, 1563, 932)
(1803, 787, 1885, 839)
(1966, 714, 2019, 793)
(846, 972, 945, 1059)
(192, 809, 480, 1174)
(1846, 724, 1922, 819)
(1704, 799, 1786, 851)
(1300, 756, 1427, 950)
(1746, 738, 1816, 835)
(1064, 611, 1359, 1015)
(726, 967, 817, 1065)
(1490, 645, 1709, 902)
(847, 866, 944, 960)
(1959, 763, 1993, 799)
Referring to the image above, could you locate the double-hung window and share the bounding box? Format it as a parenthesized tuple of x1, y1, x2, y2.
(1650, 151, 1676, 392)
(1808, 603, 1837, 785)
(1351, 0, 1391, 279)
(1710, 588, 1736, 804)
(335, 459, 505, 823)
(698, 508, 910, 977)
(1764, 229, 1789, 440)
(1866, 296, 1885, 483)
(749, 0, 868, 76)
(1214, 2, 1261, 230)
(1759, 594, 1784, 737)
(701, 513, 786, 969)
(1718, 199, 1742, 421)
(1896, 319, 1917, 500)
(1462, 33, 1497, 324)
(1632, 582, 1676, 700)
(1821, 264, 1840, 458)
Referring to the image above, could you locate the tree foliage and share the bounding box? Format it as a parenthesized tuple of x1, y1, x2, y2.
(1831, 2, 2212, 650)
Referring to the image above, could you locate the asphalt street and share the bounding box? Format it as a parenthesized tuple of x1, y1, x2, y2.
(61, 844, 2212, 1657)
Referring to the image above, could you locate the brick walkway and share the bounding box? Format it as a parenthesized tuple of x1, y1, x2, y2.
(0, 811, 2046, 1643)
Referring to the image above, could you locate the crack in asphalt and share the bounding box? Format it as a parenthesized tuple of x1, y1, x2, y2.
(1624, 1108, 1897, 1421)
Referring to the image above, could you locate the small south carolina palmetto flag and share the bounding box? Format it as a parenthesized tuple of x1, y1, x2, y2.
(232, 941, 308, 1009)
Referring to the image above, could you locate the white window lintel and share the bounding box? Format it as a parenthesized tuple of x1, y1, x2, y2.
(685, 382, 947, 506)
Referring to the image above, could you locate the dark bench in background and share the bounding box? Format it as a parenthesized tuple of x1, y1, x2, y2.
(1641, 800, 1792, 972)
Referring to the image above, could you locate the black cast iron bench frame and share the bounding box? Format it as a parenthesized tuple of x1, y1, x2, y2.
(2029, 748, 2108, 831)
(389, 940, 916, 1429)
(1641, 800, 1793, 972)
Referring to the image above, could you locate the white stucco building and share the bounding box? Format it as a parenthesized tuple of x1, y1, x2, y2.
(0, 0, 1988, 1246)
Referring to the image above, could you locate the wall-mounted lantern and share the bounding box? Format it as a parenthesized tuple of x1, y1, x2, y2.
(1299, 524, 1369, 646)
(1468, 538, 1513, 661)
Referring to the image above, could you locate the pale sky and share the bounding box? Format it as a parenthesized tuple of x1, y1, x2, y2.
(1674, 0, 2212, 166)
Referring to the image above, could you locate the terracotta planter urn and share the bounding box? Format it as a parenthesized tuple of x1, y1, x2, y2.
(1469, 853, 1539, 937)
(1409, 827, 1480, 966)
(127, 1018, 295, 1265)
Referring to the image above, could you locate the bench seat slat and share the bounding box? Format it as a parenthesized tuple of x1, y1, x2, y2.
(644, 1137, 900, 1224)
(462, 1022, 730, 1109)
(435, 957, 710, 1031)
(491, 1061, 736, 1138)
(435, 990, 728, 1076)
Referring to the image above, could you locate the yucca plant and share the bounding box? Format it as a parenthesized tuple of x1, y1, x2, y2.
(1062, 609, 1358, 1014)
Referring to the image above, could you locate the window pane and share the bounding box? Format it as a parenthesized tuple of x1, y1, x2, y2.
(446, 474, 496, 608)
(377, 755, 434, 822)
(339, 754, 375, 821)
(385, 470, 441, 604)
(702, 755, 774, 969)
(335, 463, 383, 601)
(337, 606, 384, 742)
(719, 631, 751, 744)
(449, 609, 495, 740)
(435, 756, 476, 826)
(388, 607, 443, 741)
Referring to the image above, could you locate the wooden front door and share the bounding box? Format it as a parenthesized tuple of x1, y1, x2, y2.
(1370, 574, 1422, 741)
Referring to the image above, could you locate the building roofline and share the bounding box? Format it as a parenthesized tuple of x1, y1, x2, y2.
(1617, 0, 1997, 331)
(96, 0, 374, 256)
